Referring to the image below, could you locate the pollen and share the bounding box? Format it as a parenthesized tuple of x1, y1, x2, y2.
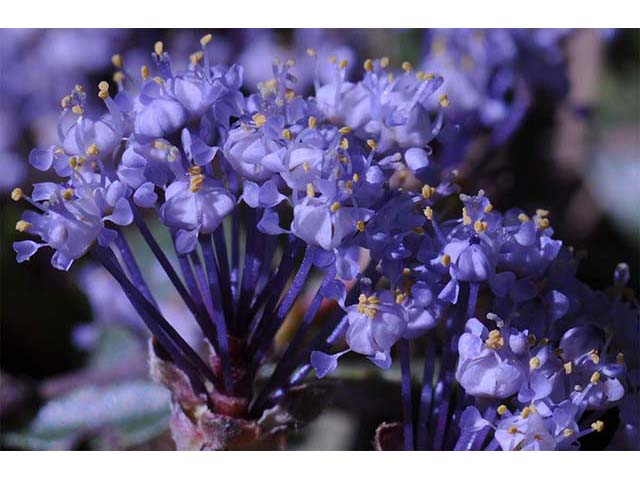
(113, 71, 125, 84)
(497, 405, 508, 415)
(521, 406, 532, 419)
(61, 95, 72, 108)
(484, 203, 493, 213)
(439, 94, 450, 108)
(154, 41, 164, 56)
(86, 144, 99, 156)
(282, 128, 293, 141)
(330, 202, 341, 213)
(536, 209, 549, 218)
(563, 362, 573, 374)
(424, 206, 433, 220)
(357, 220, 366, 232)
(308, 116, 317, 130)
(485, 330, 504, 350)
(402, 61, 413, 72)
(358, 294, 379, 318)
(421, 184, 435, 199)
(402, 268, 412, 277)
(507, 426, 519, 435)
(111, 54, 123, 69)
(616, 352, 624, 364)
(339, 59, 348, 69)
(306, 48, 317, 57)
(563, 428, 574, 438)
(591, 420, 604, 432)
(339, 137, 349, 150)
(190, 51, 204, 65)
(590, 371, 601, 384)
(367, 139, 377, 150)
(200, 34, 213, 46)
(188, 166, 202, 176)
(537, 218, 550, 230)
(302, 162, 310, 173)
(363, 59, 373, 72)
(72, 105, 84, 115)
(395, 293, 406, 304)
(98, 81, 110, 99)
(16, 220, 31, 232)
(11, 188, 23, 201)
(518, 213, 530, 223)
(380, 57, 390, 69)
(474, 220, 488, 233)
(252, 113, 267, 127)
(62, 188, 74, 200)
(529, 357, 541, 369)
(441, 253, 451, 267)
(527, 334, 537, 347)
(352, 173, 360, 183)
(590, 353, 600, 364)
(189, 174, 205, 193)
(339, 126, 352, 135)
(306, 183, 315, 198)
(141, 65, 149, 80)
(74, 85, 84, 93)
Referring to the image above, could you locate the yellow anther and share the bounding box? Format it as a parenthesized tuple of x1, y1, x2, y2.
(68, 156, 78, 169)
(401, 268, 411, 277)
(402, 61, 413, 72)
(16, 220, 31, 232)
(352, 173, 360, 183)
(536, 209, 549, 218)
(189, 174, 205, 193)
(72, 105, 84, 115)
(113, 71, 125, 84)
(284, 88, 296, 102)
(306, 48, 317, 57)
(564, 362, 573, 374)
(421, 184, 435, 199)
(413, 227, 425, 235)
(308, 116, 317, 130)
(439, 94, 450, 108)
(54, 148, 65, 155)
(367, 139, 377, 150)
(153, 76, 164, 85)
(61, 95, 72, 108)
(539, 337, 549, 346)
(154, 41, 164, 56)
(441, 253, 451, 267)
(485, 330, 504, 350)
(356, 220, 366, 232)
(152, 140, 168, 150)
(11, 188, 23, 201)
(306, 183, 315, 198)
(338, 126, 352, 135)
(252, 113, 267, 127)
(282, 128, 293, 141)
(339, 137, 349, 150)
(497, 405, 508, 415)
(590, 353, 600, 365)
(474, 220, 488, 234)
(424, 73, 435, 80)
(528, 334, 537, 347)
(424, 206, 433, 220)
(328, 55, 337, 64)
(521, 406, 532, 419)
(74, 84, 84, 93)
(190, 51, 204, 65)
(200, 34, 213, 46)
(507, 426, 519, 435)
(590, 371, 601, 384)
(518, 213, 530, 223)
(86, 144, 99, 156)
(141, 65, 149, 80)
(303, 162, 310, 173)
(563, 428, 574, 438)
(484, 203, 493, 213)
(330, 202, 341, 213)
(591, 420, 604, 432)
(363, 59, 373, 72)
(62, 188, 74, 200)
(463, 215, 472, 225)
(537, 218, 550, 230)
(339, 59, 348, 69)
(616, 353, 624, 364)
(188, 165, 202, 176)
(111, 54, 123, 69)
(529, 357, 541, 370)
(395, 293, 406, 304)
(98, 81, 110, 99)
(380, 57, 390, 69)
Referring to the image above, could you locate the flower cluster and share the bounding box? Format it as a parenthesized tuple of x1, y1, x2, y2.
(11, 34, 637, 451)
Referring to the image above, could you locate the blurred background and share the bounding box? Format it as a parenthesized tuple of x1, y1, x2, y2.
(0, 28, 638, 450)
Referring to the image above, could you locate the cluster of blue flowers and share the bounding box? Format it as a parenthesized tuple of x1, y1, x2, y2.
(11, 35, 637, 450)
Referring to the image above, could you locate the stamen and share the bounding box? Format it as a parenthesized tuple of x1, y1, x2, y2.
(367, 139, 377, 150)
(484, 203, 493, 213)
(339, 137, 349, 150)
(563, 362, 572, 374)
(62, 188, 74, 200)
(330, 202, 341, 213)
(363, 59, 373, 72)
(352, 173, 360, 182)
(200, 34, 213, 46)
(141, 65, 149, 80)
(402, 61, 413, 72)
(518, 213, 530, 223)
(306, 183, 315, 198)
(421, 184, 435, 199)
(590, 371, 600, 384)
(497, 405, 508, 415)
(189, 174, 205, 193)
(507, 426, 519, 435)
(282, 129, 293, 141)
(190, 51, 204, 65)
(441, 254, 451, 267)
(111, 54, 123, 69)
(591, 420, 604, 432)
(252, 113, 266, 128)
(529, 357, 541, 369)
(380, 57, 390, 69)
(590, 353, 600, 364)
(72, 105, 84, 115)
(86, 144, 99, 156)
(154, 41, 164, 56)
(563, 428, 574, 438)
(339, 59, 348, 69)
(98, 81, 110, 99)
(338, 126, 352, 135)
(113, 71, 125, 84)
(356, 220, 366, 232)
(616, 352, 624, 364)
(474, 220, 488, 233)
(11, 188, 23, 201)
(308, 116, 317, 130)
(306, 48, 317, 57)
(439, 94, 450, 108)
(485, 329, 504, 350)
(424, 206, 433, 220)
(16, 220, 31, 232)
